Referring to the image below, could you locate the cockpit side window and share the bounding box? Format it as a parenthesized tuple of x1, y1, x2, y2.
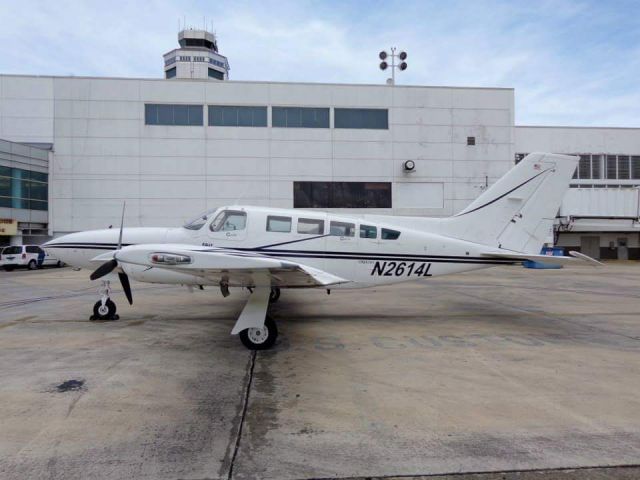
(210, 211, 247, 232)
(183, 209, 217, 230)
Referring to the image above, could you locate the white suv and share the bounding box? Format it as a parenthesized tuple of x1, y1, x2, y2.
(1, 245, 62, 271)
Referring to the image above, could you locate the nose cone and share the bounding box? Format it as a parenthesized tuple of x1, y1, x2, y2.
(43, 230, 120, 270)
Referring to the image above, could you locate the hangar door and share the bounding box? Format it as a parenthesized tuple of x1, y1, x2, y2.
(580, 236, 600, 260)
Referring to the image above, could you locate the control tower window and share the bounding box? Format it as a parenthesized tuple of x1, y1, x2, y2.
(208, 68, 224, 80)
(165, 67, 176, 79)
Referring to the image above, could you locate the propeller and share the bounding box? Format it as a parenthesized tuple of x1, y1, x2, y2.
(89, 202, 133, 305)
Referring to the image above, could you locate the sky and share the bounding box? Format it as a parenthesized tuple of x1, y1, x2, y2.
(1, 0, 639, 126)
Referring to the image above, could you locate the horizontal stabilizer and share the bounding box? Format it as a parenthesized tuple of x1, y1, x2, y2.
(480, 251, 603, 266)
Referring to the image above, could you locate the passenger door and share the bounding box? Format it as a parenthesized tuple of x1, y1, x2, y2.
(326, 220, 356, 279)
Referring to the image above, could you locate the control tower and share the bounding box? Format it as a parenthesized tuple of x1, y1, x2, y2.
(162, 29, 230, 80)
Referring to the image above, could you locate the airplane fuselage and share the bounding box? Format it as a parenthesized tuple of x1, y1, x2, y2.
(46, 206, 515, 289)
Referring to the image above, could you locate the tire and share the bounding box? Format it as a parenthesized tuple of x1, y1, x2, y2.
(28, 260, 38, 270)
(269, 287, 281, 303)
(239, 315, 278, 350)
(92, 299, 117, 320)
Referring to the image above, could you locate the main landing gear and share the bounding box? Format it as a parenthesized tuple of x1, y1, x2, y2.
(90, 280, 119, 321)
(232, 286, 280, 350)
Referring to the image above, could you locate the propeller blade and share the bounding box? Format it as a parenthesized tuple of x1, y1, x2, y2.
(118, 201, 126, 250)
(118, 272, 133, 305)
(89, 258, 118, 281)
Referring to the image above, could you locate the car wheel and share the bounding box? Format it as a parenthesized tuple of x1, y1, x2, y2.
(28, 260, 37, 270)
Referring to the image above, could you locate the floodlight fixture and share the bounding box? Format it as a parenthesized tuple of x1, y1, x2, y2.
(377, 47, 408, 85)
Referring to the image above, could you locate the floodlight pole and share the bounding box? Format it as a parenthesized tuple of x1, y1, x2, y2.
(390, 47, 396, 85)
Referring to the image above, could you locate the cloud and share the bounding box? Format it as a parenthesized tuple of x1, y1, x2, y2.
(0, 0, 639, 126)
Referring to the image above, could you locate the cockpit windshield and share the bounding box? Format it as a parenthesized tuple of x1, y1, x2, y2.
(183, 209, 218, 230)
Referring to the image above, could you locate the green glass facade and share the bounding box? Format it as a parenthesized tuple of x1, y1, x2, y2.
(0, 166, 48, 211)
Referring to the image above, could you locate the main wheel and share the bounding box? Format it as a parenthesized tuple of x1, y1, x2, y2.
(239, 315, 278, 350)
(92, 299, 117, 320)
(269, 287, 281, 303)
(28, 259, 38, 270)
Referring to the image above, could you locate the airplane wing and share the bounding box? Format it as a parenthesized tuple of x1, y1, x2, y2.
(480, 250, 603, 266)
(92, 243, 348, 288)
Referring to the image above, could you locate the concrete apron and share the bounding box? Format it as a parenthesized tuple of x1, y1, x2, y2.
(0, 264, 639, 479)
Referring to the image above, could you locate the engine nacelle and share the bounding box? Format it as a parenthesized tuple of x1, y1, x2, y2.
(123, 264, 214, 286)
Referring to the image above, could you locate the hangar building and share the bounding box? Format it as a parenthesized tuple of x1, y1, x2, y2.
(0, 29, 638, 259)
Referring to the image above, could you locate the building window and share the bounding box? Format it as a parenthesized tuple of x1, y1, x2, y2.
(515, 153, 528, 164)
(209, 58, 226, 68)
(208, 106, 267, 127)
(334, 108, 388, 129)
(632, 156, 640, 179)
(0, 166, 48, 211)
(165, 67, 176, 79)
(467, 136, 476, 146)
(294, 182, 392, 208)
(164, 57, 176, 66)
(266, 215, 292, 233)
(208, 68, 224, 80)
(272, 107, 329, 128)
(606, 155, 617, 179)
(145, 104, 203, 126)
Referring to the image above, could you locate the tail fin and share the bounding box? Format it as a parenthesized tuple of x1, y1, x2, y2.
(441, 153, 578, 253)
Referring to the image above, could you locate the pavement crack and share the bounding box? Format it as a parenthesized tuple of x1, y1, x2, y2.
(227, 350, 257, 480)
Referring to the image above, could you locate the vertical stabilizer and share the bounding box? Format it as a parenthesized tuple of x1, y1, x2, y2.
(441, 153, 578, 253)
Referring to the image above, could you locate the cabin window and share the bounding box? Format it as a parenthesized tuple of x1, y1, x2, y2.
(330, 221, 355, 237)
(210, 211, 247, 232)
(381, 228, 401, 240)
(266, 215, 292, 233)
(297, 218, 324, 235)
(360, 224, 377, 239)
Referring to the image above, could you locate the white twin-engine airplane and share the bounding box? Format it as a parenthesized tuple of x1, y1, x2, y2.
(44, 153, 600, 350)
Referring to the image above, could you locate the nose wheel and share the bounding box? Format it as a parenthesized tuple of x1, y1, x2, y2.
(91, 299, 118, 320)
(90, 281, 120, 321)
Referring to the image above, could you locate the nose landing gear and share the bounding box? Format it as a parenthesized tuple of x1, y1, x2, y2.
(90, 280, 119, 321)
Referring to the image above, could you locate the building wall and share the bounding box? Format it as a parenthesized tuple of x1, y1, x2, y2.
(0, 75, 514, 234)
(515, 126, 640, 259)
(515, 126, 640, 154)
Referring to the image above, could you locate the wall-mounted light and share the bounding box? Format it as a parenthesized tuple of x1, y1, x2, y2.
(403, 160, 416, 172)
